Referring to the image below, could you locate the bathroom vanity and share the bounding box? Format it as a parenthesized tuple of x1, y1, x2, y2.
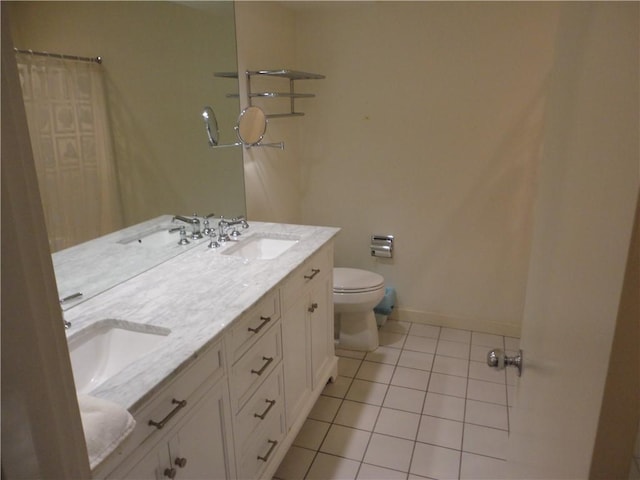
(60, 217, 339, 479)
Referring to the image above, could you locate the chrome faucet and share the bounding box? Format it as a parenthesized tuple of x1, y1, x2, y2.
(172, 215, 203, 239)
(218, 216, 249, 242)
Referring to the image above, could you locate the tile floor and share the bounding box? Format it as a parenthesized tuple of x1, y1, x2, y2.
(274, 320, 520, 480)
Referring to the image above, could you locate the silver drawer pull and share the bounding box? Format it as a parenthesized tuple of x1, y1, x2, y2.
(251, 356, 274, 376)
(304, 268, 320, 280)
(257, 439, 278, 462)
(248, 316, 271, 334)
(254, 399, 276, 420)
(149, 399, 187, 429)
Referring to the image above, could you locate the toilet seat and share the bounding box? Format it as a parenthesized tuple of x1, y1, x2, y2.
(333, 268, 384, 294)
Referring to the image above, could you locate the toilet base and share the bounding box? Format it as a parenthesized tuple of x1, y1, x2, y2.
(336, 310, 379, 352)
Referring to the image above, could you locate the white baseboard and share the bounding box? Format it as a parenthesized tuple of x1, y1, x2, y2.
(390, 308, 521, 338)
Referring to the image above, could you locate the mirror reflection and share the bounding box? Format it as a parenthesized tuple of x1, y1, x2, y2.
(236, 106, 267, 146)
(202, 106, 220, 147)
(7, 1, 246, 253)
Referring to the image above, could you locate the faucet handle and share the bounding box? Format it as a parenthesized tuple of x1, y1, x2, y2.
(207, 229, 220, 249)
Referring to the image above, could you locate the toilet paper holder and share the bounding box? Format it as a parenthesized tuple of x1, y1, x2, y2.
(371, 235, 394, 258)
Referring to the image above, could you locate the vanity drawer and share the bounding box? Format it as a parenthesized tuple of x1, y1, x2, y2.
(98, 339, 225, 475)
(281, 244, 332, 311)
(237, 402, 286, 480)
(231, 323, 282, 412)
(228, 289, 280, 362)
(235, 365, 284, 452)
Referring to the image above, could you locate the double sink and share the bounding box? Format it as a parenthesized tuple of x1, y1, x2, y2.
(68, 223, 300, 394)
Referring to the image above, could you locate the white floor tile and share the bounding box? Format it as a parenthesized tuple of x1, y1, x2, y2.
(306, 452, 361, 480)
(365, 346, 401, 365)
(274, 445, 316, 480)
(417, 415, 463, 450)
(307, 395, 342, 423)
(432, 355, 469, 377)
(422, 392, 465, 422)
(346, 379, 389, 406)
(336, 348, 367, 360)
(380, 320, 411, 335)
(471, 332, 503, 348)
(436, 339, 470, 359)
(398, 350, 434, 371)
(460, 452, 507, 479)
(404, 335, 438, 354)
(334, 400, 381, 431)
(464, 399, 508, 430)
(462, 424, 508, 460)
(468, 360, 506, 384)
(467, 379, 507, 405)
(383, 385, 426, 413)
(374, 407, 420, 440)
(356, 361, 395, 383)
(285, 322, 522, 480)
(470, 344, 489, 363)
(409, 323, 441, 338)
(339, 357, 362, 378)
(505, 367, 519, 386)
(294, 418, 331, 450)
(363, 433, 414, 472)
(357, 463, 408, 480)
(506, 385, 516, 407)
(320, 424, 371, 461)
(323, 375, 353, 399)
(391, 366, 430, 391)
(439, 327, 471, 344)
(410, 442, 461, 480)
(378, 331, 407, 349)
(428, 373, 467, 398)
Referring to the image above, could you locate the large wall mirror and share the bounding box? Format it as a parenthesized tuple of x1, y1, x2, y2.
(7, 1, 245, 253)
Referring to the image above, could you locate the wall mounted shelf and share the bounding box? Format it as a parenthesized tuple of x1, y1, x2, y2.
(214, 69, 325, 118)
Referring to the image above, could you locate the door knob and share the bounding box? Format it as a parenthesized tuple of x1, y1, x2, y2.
(487, 348, 523, 376)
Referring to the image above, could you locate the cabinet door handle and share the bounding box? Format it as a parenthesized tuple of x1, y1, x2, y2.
(257, 439, 278, 462)
(248, 316, 271, 334)
(308, 302, 318, 313)
(174, 457, 187, 468)
(164, 467, 177, 479)
(251, 356, 274, 376)
(148, 399, 187, 430)
(254, 399, 276, 420)
(304, 268, 320, 280)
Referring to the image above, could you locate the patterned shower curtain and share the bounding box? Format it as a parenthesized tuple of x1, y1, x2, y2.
(16, 53, 124, 252)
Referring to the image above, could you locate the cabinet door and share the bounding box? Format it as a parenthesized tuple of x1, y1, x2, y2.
(282, 295, 312, 428)
(310, 274, 333, 389)
(122, 441, 168, 480)
(167, 382, 234, 480)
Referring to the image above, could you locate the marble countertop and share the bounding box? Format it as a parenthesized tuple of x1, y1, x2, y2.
(63, 220, 339, 412)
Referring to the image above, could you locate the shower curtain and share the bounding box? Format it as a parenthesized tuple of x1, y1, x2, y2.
(15, 53, 124, 252)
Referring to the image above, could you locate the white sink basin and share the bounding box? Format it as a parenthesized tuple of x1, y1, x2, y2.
(68, 320, 170, 394)
(222, 233, 300, 260)
(118, 225, 185, 248)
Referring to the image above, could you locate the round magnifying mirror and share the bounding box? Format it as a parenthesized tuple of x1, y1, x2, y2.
(235, 106, 267, 146)
(202, 106, 219, 146)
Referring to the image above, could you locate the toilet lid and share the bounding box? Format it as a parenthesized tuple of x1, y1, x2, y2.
(333, 268, 384, 293)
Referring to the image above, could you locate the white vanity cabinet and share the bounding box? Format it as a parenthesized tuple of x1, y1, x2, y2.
(281, 243, 335, 428)
(225, 290, 287, 480)
(90, 233, 339, 480)
(122, 380, 233, 479)
(100, 340, 236, 480)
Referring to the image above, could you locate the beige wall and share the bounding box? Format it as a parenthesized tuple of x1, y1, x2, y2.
(235, 2, 304, 224)
(8, 1, 245, 228)
(239, 2, 561, 336)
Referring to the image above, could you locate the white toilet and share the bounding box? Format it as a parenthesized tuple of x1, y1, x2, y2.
(333, 267, 385, 352)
